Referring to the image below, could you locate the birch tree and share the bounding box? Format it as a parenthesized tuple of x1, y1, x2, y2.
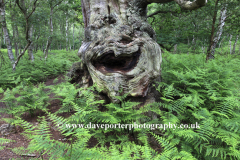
(229, 34, 232, 54)
(44, 0, 64, 60)
(206, 2, 227, 60)
(73, 23, 75, 50)
(28, 25, 34, 61)
(0, 0, 15, 64)
(9, 1, 20, 57)
(13, 0, 38, 70)
(65, 13, 68, 51)
(232, 35, 238, 54)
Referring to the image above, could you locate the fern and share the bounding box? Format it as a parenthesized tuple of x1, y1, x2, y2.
(1, 53, 239, 159)
(0, 138, 15, 150)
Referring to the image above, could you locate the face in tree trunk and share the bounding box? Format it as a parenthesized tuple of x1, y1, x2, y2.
(69, 0, 207, 102)
(77, 0, 162, 103)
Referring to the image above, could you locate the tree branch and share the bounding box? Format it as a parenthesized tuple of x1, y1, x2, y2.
(158, 43, 175, 52)
(53, 8, 60, 14)
(146, 0, 207, 10)
(146, 0, 173, 3)
(53, 0, 64, 9)
(173, 0, 207, 10)
(16, 0, 26, 16)
(147, 10, 178, 18)
(13, 0, 38, 71)
(12, 41, 31, 71)
(26, 0, 38, 19)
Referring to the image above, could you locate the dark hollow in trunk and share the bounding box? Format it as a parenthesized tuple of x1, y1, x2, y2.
(92, 50, 140, 74)
(68, 0, 207, 103)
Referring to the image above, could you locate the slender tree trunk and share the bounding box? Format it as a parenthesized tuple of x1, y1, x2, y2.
(232, 35, 238, 54)
(69, 23, 71, 51)
(174, 44, 177, 54)
(219, 36, 225, 54)
(59, 23, 64, 50)
(42, 43, 44, 52)
(201, 39, 206, 54)
(0, 26, 2, 49)
(192, 35, 195, 54)
(35, 34, 40, 52)
(73, 23, 75, 51)
(66, 14, 68, 51)
(28, 25, 34, 61)
(206, 1, 226, 61)
(3, 27, 5, 44)
(201, 39, 205, 54)
(9, 2, 20, 58)
(219, 36, 224, 48)
(12, 25, 17, 56)
(229, 34, 232, 54)
(13, 25, 19, 57)
(201, 46, 205, 54)
(11, 11, 20, 58)
(79, 26, 83, 46)
(35, 44, 38, 52)
(44, 6, 53, 60)
(0, 1, 15, 64)
(13, 0, 38, 70)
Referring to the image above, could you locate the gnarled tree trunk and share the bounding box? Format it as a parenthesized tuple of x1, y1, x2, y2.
(68, 0, 207, 104)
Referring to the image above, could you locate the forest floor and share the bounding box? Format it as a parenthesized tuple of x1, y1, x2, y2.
(0, 74, 79, 160)
(0, 74, 162, 159)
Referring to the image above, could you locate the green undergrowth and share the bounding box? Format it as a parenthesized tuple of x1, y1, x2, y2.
(0, 49, 79, 89)
(0, 52, 240, 159)
(174, 41, 240, 55)
(0, 78, 51, 117)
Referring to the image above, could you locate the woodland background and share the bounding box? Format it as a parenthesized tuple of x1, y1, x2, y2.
(0, 0, 240, 159)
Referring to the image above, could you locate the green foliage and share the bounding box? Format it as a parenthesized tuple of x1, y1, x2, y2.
(1, 0, 239, 159)
(148, 0, 240, 54)
(0, 78, 51, 117)
(5, 81, 157, 159)
(0, 138, 15, 151)
(154, 53, 240, 159)
(0, 49, 78, 89)
(1, 52, 240, 160)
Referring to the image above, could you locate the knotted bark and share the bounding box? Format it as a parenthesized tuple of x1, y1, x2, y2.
(68, 0, 207, 104)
